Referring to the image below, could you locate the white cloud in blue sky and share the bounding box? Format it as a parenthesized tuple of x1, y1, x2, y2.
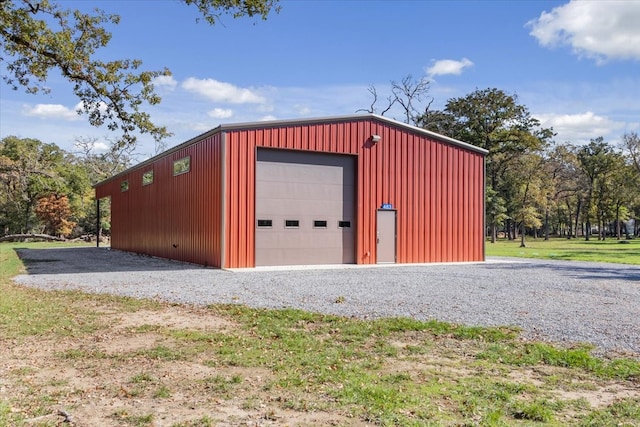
(207, 108, 234, 119)
(426, 58, 474, 78)
(535, 111, 626, 143)
(153, 75, 178, 90)
(24, 103, 82, 121)
(181, 77, 265, 104)
(528, 0, 640, 63)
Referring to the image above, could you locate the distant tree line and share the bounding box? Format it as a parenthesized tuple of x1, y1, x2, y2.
(0, 135, 134, 238)
(2, 86, 639, 243)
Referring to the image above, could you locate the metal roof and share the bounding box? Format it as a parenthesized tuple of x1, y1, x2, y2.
(94, 113, 487, 188)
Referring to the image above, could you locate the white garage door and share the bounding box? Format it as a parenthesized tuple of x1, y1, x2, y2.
(255, 149, 355, 266)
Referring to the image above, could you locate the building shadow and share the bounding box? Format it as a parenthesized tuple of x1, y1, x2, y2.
(14, 247, 208, 275)
(485, 257, 640, 283)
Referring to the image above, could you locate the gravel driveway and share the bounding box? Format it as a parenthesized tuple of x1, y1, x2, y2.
(12, 246, 640, 357)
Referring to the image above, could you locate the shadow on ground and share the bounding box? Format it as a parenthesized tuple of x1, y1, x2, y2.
(15, 247, 207, 275)
(486, 257, 640, 283)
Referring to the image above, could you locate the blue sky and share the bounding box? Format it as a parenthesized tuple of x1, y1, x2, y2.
(1, 0, 639, 157)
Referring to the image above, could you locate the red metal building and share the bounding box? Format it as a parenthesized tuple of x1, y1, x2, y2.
(94, 114, 487, 268)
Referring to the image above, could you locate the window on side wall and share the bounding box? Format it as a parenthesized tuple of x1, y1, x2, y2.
(173, 156, 190, 176)
(142, 170, 154, 185)
(121, 180, 129, 192)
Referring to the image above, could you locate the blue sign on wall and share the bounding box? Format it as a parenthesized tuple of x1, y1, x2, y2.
(381, 203, 393, 209)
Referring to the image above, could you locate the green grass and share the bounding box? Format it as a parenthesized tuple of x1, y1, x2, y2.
(110, 410, 154, 426)
(0, 242, 163, 339)
(485, 237, 640, 264)
(170, 417, 214, 427)
(580, 399, 640, 426)
(0, 242, 102, 338)
(186, 305, 640, 425)
(479, 342, 640, 379)
(2, 241, 640, 426)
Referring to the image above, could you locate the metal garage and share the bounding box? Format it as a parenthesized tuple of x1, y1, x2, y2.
(255, 149, 355, 266)
(94, 114, 487, 269)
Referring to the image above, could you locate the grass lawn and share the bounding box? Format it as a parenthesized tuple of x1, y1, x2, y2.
(485, 237, 640, 265)
(1, 241, 639, 426)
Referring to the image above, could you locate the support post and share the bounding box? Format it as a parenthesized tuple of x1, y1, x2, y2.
(96, 198, 100, 248)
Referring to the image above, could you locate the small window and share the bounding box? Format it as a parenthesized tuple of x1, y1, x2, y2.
(173, 156, 190, 176)
(120, 180, 129, 192)
(257, 219, 272, 227)
(142, 170, 154, 186)
(313, 220, 328, 228)
(338, 221, 351, 228)
(285, 220, 299, 228)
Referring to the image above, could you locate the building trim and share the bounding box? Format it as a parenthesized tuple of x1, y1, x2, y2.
(220, 131, 227, 269)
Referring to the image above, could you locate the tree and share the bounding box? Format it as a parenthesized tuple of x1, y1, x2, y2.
(544, 143, 585, 239)
(576, 138, 618, 241)
(0, 136, 65, 232)
(0, 136, 90, 234)
(357, 74, 431, 124)
(420, 88, 554, 242)
(609, 163, 638, 239)
(0, 0, 279, 150)
(508, 153, 545, 247)
(35, 193, 75, 237)
(622, 132, 640, 176)
(73, 135, 137, 237)
(74, 136, 136, 183)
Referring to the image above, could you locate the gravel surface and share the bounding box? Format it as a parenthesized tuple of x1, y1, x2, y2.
(12, 246, 640, 357)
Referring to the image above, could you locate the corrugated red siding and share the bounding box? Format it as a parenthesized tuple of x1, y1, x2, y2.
(96, 116, 484, 269)
(223, 118, 484, 268)
(96, 134, 223, 267)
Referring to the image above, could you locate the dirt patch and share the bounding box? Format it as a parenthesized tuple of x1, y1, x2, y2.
(0, 305, 366, 427)
(2, 303, 640, 426)
(110, 307, 235, 332)
(557, 383, 640, 409)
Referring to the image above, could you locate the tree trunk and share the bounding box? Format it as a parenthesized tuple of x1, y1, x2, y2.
(544, 207, 550, 240)
(585, 220, 591, 241)
(574, 199, 581, 239)
(490, 219, 497, 243)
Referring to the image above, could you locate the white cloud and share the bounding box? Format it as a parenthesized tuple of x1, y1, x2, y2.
(535, 111, 625, 143)
(73, 139, 110, 152)
(93, 141, 110, 151)
(294, 105, 312, 115)
(426, 58, 474, 77)
(182, 77, 265, 104)
(527, 1, 640, 62)
(207, 108, 234, 119)
(259, 115, 278, 121)
(24, 103, 81, 121)
(187, 122, 216, 132)
(153, 75, 178, 90)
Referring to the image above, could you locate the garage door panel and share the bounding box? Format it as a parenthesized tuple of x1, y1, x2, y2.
(256, 230, 354, 248)
(256, 149, 355, 266)
(257, 164, 349, 185)
(257, 200, 348, 217)
(258, 248, 350, 265)
(258, 182, 348, 201)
